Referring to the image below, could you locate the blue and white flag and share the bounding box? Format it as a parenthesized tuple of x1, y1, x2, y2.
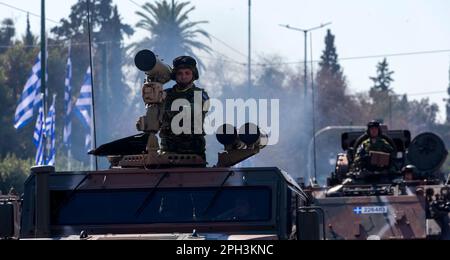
(75, 67, 93, 150)
(45, 95, 56, 166)
(14, 53, 42, 130)
(33, 94, 45, 166)
(63, 49, 72, 148)
(32, 93, 44, 147)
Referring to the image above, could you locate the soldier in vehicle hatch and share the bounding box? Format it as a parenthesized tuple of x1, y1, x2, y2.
(352, 120, 395, 173)
(159, 56, 210, 160)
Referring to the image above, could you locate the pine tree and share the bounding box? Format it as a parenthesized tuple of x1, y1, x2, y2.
(24, 13, 36, 47)
(315, 29, 355, 127)
(367, 58, 395, 125)
(370, 58, 394, 93)
(318, 29, 341, 75)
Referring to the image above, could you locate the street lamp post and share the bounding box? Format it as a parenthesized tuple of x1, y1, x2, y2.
(279, 22, 332, 97)
(248, 0, 252, 91)
(280, 22, 332, 183)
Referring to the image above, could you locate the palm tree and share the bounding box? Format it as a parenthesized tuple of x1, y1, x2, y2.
(130, 0, 211, 67)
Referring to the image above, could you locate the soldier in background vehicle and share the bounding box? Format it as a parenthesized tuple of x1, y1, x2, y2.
(352, 120, 395, 173)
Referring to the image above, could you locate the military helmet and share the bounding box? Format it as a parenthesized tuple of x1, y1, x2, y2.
(367, 120, 381, 128)
(367, 120, 382, 135)
(171, 56, 199, 80)
(402, 165, 417, 180)
(402, 164, 417, 172)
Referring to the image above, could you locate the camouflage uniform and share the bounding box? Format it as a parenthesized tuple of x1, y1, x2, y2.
(160, 84, 209, 159)
(353, 137, 395, 172)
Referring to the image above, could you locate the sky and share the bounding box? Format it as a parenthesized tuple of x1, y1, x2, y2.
(1, 0, 450, 121)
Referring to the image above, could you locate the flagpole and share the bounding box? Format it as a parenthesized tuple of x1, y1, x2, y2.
(86, 0, 98, 171)
(41, 0, 47, 119)
(67, 41, 72, 171)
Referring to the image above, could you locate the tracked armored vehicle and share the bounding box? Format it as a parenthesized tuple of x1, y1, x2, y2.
(302, 126, 450, 240)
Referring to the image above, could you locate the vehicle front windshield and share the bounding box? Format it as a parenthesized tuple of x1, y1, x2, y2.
(51, 187, 272, 225)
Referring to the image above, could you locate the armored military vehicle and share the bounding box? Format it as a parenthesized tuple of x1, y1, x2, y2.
(302, 125, 450, 240)
(0, 50, 310, 240)
(0, 192, 21, 240)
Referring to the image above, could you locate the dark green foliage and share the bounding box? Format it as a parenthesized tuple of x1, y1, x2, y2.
(319, 29, 341, 75)
(0, 154, 32, 195)
(0, 19, 15, 54)
(95, 5, 134, 141)
(23, 14, 36, 47)
(315, 29, 358, 128)
(51, 0, 134, 155)
(0, 44, 38, 159)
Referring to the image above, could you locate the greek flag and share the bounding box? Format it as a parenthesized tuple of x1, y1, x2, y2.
(45, 95, 56, 166)
(14, 53, 42, 130)
(74, 67, 93, 150)
(63, 50, 72, 148)
(32, 93, 43, 147)
(33, 94, 45, 165)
